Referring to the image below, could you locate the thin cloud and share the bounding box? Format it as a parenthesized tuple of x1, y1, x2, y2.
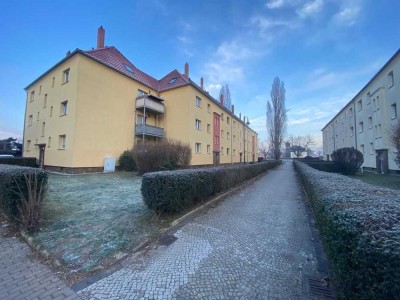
(332, 1, 361, 26)
(297, 0, 324, 19)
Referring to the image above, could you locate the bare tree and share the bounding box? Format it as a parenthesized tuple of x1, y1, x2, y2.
(287, 135, 315, 158)
(219, 84, 232, 110)
(390, 120, 400, 168)
(258, 139, 270, 159)
(266, 77, 287, 160)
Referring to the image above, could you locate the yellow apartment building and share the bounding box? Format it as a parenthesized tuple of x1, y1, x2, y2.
(23, 27, 258, 173)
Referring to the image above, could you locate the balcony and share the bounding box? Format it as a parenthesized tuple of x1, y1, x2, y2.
(135, 124, 164, 138)
(136, 95, 165, 114)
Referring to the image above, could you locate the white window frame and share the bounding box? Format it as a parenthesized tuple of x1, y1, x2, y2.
(195, 119, 201, 130)
(195, 142, 201, 153)
(60, 100, 68, 116)
(59, 135, 66, 149)
(195, 96, 202, 108)
(63, 68, 70, 84)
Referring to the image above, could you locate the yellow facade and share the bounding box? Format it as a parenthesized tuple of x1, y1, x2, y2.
(23, 31, 257, 172)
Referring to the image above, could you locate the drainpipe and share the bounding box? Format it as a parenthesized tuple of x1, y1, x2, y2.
(353, 102, 357, 150)
(142, 96, 146, 144)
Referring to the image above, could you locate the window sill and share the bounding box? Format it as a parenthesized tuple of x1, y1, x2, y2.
(62, 81, 69, 85)
(60, 113, 67, 117)
(58, 148, 66, 150)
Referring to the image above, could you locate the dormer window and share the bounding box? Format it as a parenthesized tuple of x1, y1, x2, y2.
(124, 64, 134, 73)
(168, 77, 177, 84)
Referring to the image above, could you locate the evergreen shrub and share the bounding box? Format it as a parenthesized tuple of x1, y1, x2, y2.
(142, 160, 281, 213)
(0, 157, 37, 167)
(294, 160, 400, 299)
(331, 147, 364, 175)
(118, 150, 136, 171)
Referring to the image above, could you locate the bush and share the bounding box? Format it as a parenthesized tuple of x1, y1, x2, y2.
(0, 157, 37, 167)
(133, 139, 191, 174)
(118, 150, 136, 171)
(390, 119, 400, 168)
(331, 147, 364, 175)
(0, 164, 47, 232)
(142, 160, 281, 214)
(294, 160, 400, 299)
(300, 160, 342, 173)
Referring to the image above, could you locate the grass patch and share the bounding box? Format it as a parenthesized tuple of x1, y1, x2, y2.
(350, 172, 400, 190)
(30, 172, 160, 278)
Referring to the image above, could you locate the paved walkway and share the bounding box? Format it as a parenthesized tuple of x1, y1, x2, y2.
(0, 224, 80, 300)
(78, 162, 331, 299)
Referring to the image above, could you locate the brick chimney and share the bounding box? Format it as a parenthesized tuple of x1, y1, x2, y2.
(200, 77, 204, 89)
(239, 112, 241, 120)
(184, 62, 189, 77)
(97, 26, 105, 49)
(231, 105, 235, 114)
(220, 94, 224, 106)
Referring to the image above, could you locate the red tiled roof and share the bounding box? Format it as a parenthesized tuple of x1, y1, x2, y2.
(84, 47, 160, 90)
(158, 69, 189, 92)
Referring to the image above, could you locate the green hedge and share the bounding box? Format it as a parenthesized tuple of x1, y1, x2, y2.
(294, 160, 400, 299)
(299, 160, 341, 173)
(0, 157, 37, 167)
(142, 160, 281, 213)
(0, 164, 47, 230)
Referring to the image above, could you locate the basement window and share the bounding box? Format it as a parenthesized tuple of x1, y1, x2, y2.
(124, 64, 134, 73)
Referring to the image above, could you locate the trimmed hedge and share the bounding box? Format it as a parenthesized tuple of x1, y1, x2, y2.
(294, 160, 400, 299)
(299, 160, 341, 173)
(142, 160, 281, 213)
(0, 157, 37, 167)
(0, 164, 47, 231)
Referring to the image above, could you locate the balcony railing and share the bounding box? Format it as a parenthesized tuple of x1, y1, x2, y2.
(136, 96, 165, 114)
(135, 124, 164, 137)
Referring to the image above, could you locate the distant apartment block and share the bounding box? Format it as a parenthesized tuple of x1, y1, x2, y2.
(23, 27, 258, 172)
(322, 49, 400, 174)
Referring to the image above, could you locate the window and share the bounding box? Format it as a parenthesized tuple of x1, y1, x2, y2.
(39, 85, 42, 95)
(348, 107, 353, 118)
(50, 106, 53, 117)
(195, 119, 201, 130)
(63, 68, 70, 83)
(37, 112, 40, 121)
(350, 126, 354, 136)
(233, 149, 236, 155)
(221, 130, 224, 138)
(376, 96, 380, 110)
(388, 71, 394, 87)
(221, 113, 224, 121)
(195, 142, 201, 153)
(359, 121, 363, 133)
(368, 116, 372, 128)
(124, 64, 134, 73)
(391, 103, 398, 119)
(43, 94, 48, 108)
(52, 77, 55, 87)
(378, 124, 382, 138)
(60, 100, 68, 116)
(374, 125, 378, 138)
(41, 122, 45, 137)
(227, 148, 230, 155)
(59, 135, 66, 149)
(370, 142, 374, 155)
(360, 144, 364, 155)
(195, 96, 202, 108)
(233, 135, 236, 142)
(233, 121, 236, 128)
(207, 104, 211, 113)
(221, 147, 224, 155)
(168, 77, 177, 84)
(207, 145, 211, 153)
(28, 115, 33, 126)
(227, 117, 230, 125)
(207, 124, 211, 133)
(26, 140, 31, 151)
(30, 91, 35, 102)
(138, 89, 148, 96)
(357, 99, 362, 111)
(227, 132, 230, 140)
(48, 137, 51, 148)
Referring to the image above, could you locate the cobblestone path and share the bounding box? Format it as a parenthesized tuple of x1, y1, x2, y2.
(0, 226, 80, 300)
(79, 161, 330, 300)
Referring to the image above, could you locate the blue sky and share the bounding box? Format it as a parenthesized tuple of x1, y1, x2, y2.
(1, 0, 399, 149)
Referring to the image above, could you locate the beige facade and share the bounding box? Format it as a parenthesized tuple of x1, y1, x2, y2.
(322, 49, 400, 174)
(23, 28, 257, 172)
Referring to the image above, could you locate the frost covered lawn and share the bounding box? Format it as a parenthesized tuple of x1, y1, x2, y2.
(31, 172, 159, 279)
(351, 172, 400, 190)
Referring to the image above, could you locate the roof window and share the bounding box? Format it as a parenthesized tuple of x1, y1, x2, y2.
(168, 77, 177, 84)
(124, 64, 134, 73)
